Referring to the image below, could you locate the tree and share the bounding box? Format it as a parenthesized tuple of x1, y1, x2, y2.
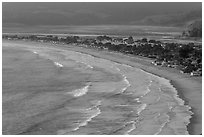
(126, 36, 134, 44)
(96, 35, 112, 41)
(29, 35, 37, 40)
(149, 39, 156, 43)
(141, 38, 147, 43)
(179, 45, 193, 58)
(53, 36, 59, 41)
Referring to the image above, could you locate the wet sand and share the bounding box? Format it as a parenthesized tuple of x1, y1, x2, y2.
(3, 40, 202, 135)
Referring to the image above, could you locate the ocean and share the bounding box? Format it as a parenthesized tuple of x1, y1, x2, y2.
(2, 42, 193, 135)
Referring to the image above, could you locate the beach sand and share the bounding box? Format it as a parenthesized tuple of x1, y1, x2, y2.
(3, 40, 202, 135)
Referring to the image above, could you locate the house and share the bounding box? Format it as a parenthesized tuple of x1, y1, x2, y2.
(181, 66, 194, 74)
(152, 60, 162, 66)
(161, 61, 168, 67)
(113, 37, 123, 43)
(190, 71, 202, 76)
(123, 36, 134, 44)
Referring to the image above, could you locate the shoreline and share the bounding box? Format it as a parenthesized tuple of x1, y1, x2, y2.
(3, 40, 202, 135)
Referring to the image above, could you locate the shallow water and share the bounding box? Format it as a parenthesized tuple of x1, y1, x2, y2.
(2, 42, 192, 135)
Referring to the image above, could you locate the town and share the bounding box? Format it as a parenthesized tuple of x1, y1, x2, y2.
(3, 34, 202, 76)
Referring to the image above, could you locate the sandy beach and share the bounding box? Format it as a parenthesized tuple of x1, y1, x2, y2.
(3, 40, 202, 135)
(66, 43, 202, 135)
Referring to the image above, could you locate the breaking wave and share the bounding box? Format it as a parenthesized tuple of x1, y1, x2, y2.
(70, 83, 91, 97)
(73, 101, 101, 131)
(54, 62, 63, 67)
(22, 45, 194, 135)
(33, 51, 38, 54)
(58, 101, 101, 135)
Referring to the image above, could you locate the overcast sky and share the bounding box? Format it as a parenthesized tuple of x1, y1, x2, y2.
(2, 2, 202, 26)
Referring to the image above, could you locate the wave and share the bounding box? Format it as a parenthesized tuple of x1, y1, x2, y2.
(162, 79, 194, 121)
(154, 113, 170, 135)
(134, 98, 141, 103)
(59, 50, 192, 134)
(137, 104, 147, 115)
(29, 47, 192, 135)
(80, 61, 93, 69)
(121, 63, 133, 68)
(115, 67, 121, 72)
(113, 66, 131, 94)
(73, 108, 100, 131)
(75, 60, 93, 69)
(65, 51, 94, 69)
(120, 75, 131, 93)
(138, 68, 191, 112)
(140, 79, 152, 98)
(137, 77, 193, 135)
(125, 121, 137, 135)
(57, 101, 101, 135)
(33, 51, 38, 54)
(72, 101, 101, 132)
(70, 83, 91, 97)
(124, 103, 147, 135)
(54, 62, 63, 67)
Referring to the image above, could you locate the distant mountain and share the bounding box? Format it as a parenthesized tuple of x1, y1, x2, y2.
(182, 19, 202, 37)
(133, 10, 202, 27)
(3, 3, 201, 27)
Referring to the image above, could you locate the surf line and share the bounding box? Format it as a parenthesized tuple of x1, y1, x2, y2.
(120, 75, 131, 93)
(112, 65, 131, 93)
(72, 101, 101, 132)
(58, 100, 101, 135)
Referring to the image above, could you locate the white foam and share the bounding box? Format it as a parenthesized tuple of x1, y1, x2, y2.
(161, 79, 194, 124)
(115, 104, 132, 107)
(86, 101, 101, 111)
(75, 60, 93, 69)
(80, 61, 93, 69)
(124, 76, 131, 87)
(154, 113, 170, 135)
(115, 67, 121, 72)
(140, 79, 152, 98)
(122, 63, 133, 68)
(120, 75, 131, 93)
(87, 64, 93, 69)
(137, 104, 147, 115)
(71, 83, 90, 97)
(75, 51, 94, 59)
(43, 46, 192, 135)
(113, 65, 131, 94)
(73, 101, 101, 131)
(125, 121, 137, 135)
(54, 62, 63, 67)
(58, 101, 101, 135)
(156, 96, 161, 102)
(134, 98, 141, 103)
(33, 51, 38, 54)
(73, 108, 100, 131)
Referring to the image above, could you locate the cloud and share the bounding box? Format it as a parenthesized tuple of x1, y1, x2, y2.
(2, 2, 202, 26)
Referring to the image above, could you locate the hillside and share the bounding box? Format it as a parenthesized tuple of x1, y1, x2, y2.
(182, 19, 202, 37)
(133, 10, 202, 27)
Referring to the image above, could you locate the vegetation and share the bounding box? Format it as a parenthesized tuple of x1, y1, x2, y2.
(3, 34, 202, 76)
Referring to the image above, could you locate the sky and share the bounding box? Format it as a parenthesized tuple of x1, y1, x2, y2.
(2, 2, 202, 26)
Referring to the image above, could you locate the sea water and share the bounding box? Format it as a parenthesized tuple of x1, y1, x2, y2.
(2, 42, 193, 135)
